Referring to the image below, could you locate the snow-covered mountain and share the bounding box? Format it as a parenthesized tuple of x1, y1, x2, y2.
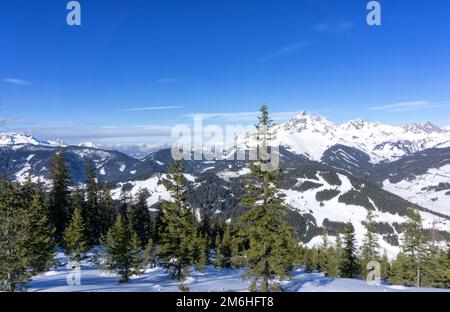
(236, 111, 450, 163)
(0, 132, 66, 147)
(78, 141, 98, 148)
(2, 115, 450, 258)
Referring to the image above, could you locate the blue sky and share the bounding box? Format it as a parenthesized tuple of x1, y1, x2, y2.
(1, 0, 450, 145)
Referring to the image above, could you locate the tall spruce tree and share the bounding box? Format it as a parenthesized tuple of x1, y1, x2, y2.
(118, 186, 132, 219)
(159, 161, 199, 286)
(215, 234, 223, 268)
(341, 223, 359, 278)
(360, 210, 380, 274)
(128, 188, 152, 246)
(318, 229, 330, 274)
(70, 188, 85, 221)
(104, 215, 143, 283)
(380, 249, 391, 280)
(26, 183, 54, 273)
(401, 208, 428, 287)
(144, 238, 157, 268)
(216, 225, 232, 268)
(64, 207, 90, 260)
(152, 201, 164, 243)
(85, 161, 100, 243)
(334, 232, 344, 277)
(0, 181, 31, 291)
(98, 184, 116, 237)
(422, 225, 450, 288)
(48, 152, 71, 241)
(130, 232, 144, 275)
(389, 252, 411, 286)
(233, 105, 297, 292)
(191, 231, 209, 272)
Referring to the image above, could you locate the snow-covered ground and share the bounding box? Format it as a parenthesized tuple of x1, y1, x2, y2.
(26, 252, 450, 292)
(383, 164, 450, 216)
(111, 175, 172, 207)
(281, 172, 450, 260)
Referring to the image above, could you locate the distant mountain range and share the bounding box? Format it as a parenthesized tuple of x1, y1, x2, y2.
(236, 111, 450, 163)
(1, 112, 450, 258)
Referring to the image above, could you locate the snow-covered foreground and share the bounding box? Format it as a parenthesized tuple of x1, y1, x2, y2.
(27, 253, 450, 292)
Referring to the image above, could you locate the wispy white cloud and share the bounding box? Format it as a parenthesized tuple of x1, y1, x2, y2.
(184, 111, 300, 122)
(3, 78, 31, 86)
(156, 78, 178, 84)
(122, 106, 183, 112)
(257, 42, 308, 62)
(370, 101, 448, 112)
(312, 22, 354, 32)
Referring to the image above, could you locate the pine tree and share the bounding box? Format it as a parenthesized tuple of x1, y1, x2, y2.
(318, 229, 329, 274)
(360, 210, 380, 274)
(303, 248, 319, 273)
(48, 152, 71, 241)
(70, 188, 85, 221)
(233, 105, 297, 292)
(389, 252, 411, 286)
(341, 223, 359, 278)
(104, 215, 143, 283)
(144, 238, 157, 268)
(402, 208, 428, 287)
(118, 185, 132, 219)
(326, 246, 339, 277)
(85, 161, 100, 243)
(0, 181, 31, 291)
(218, 225, 232, 268)
(200, 211, 214, 243)
(303, 248, 314, 273)
(334, 232, 344, 277)
(419, 223, 449, 288)
(159, 161, 199, 285)
(215, 234, 223, 268)
(26, 183, 54, 273)
(98, 184, 116, 237)
(64, 207, 90, 260)
(20, 177, 35, 206)
(152, 201, 164, 243)
(130, 232, 144, 275)
(191, 231, 209, 272)
(380, 249, 391, 280)
(128, 188, 152, 246)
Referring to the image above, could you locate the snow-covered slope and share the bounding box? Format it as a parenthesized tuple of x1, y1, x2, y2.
(111, 174, 172, 208)
(281, 171, 450, 259)
(78, 141, 98, 148)
(383, 164, 450, 216)
(368, 147, 450, 216)
(236, 112, 450, 163)
(0, 144, 138, 185)
(27, 252, 450, 292)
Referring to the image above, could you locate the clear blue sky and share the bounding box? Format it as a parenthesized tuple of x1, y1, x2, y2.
(1, 0, 450, 145)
